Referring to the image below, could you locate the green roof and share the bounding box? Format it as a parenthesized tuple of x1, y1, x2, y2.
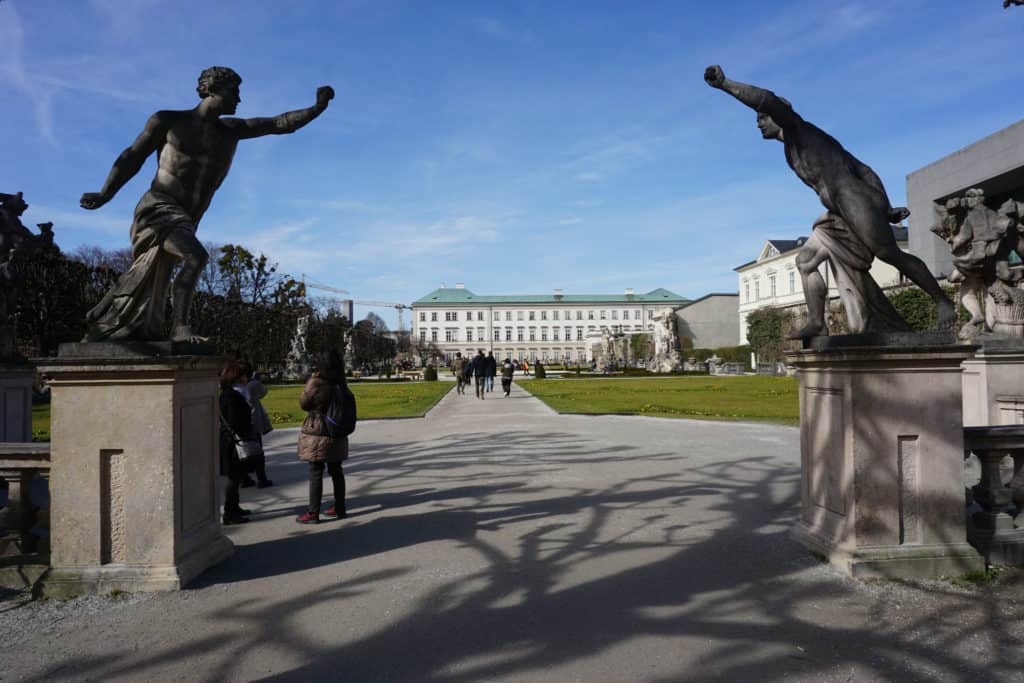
(412, 287, 688, 305)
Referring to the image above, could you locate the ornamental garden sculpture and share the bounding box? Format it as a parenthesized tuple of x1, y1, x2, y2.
(80, 66, 334, 342)
(704, 65, 956, 339)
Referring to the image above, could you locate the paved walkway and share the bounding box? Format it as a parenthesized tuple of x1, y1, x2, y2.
(2, 385, 1022, 681)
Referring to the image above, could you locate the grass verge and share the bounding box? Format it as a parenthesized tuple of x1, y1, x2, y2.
(30, 382, 454, 440)
(517, 375, 798, 426)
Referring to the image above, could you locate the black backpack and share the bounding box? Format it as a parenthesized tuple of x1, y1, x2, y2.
(323, 383, 357, 438)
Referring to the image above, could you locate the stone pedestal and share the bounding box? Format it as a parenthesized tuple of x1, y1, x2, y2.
(0, 360, 34, 442)
(961, 337, 1024, 427)
(787, 335, 984, 578)
(36, 345, 232, 597)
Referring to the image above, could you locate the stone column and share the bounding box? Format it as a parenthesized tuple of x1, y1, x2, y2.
(36, 344, 232, 597)
(787, 335, 984, 579)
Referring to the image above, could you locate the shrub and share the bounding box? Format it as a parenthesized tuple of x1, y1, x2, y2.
(534, 362, 547, 379)
(424, 365, 438, 382)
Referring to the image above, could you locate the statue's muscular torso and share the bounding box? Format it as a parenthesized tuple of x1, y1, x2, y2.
(149, 110, 241, 225)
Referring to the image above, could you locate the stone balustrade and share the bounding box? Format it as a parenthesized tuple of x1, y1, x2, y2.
(963, 425, 1024, 565)
(0, 442, 51, 591)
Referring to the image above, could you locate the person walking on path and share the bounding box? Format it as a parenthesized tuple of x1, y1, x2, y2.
(522, 359, 530, 377)
(219, 362, 255, 525)
(296, 349, 351, 524)
(472, 349, 487, 400)
(500, 357, 515, 397)
(237, 363, 274, 488)
(452, 352, 467, 395)
(484, 351, 497, 393)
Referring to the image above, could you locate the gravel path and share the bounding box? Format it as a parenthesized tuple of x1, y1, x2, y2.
(2, 383, 1021, 682)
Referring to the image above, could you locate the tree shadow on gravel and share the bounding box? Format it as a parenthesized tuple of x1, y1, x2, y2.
(29, 426, 1024, 682)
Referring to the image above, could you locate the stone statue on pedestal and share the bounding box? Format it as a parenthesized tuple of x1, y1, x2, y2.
(284, 315, 313, 379)
(932, 188, 1024, 338)
(80, 67, 334, 342)
(0, 192, 55, 358)
(651, 311, 682, 372)
(704, 65, 957, 339)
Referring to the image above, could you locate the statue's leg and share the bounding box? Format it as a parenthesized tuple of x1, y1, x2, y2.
(840, 189, 957, 328)
(792, 238, 830, 339)
(163, 227, 209, 341)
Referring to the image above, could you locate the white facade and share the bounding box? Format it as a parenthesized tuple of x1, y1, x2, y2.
(735, 237, 906, 344)
(411, 285, 686, 364)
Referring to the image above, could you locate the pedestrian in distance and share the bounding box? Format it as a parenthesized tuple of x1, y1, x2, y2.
(296, 349, 354, 524)
(501, 357, 514, 397)
(473, 349, 487, 399)
(484, 350, 497, 393)
(452, 352, 468, 395)
(219, 361, 256, 525)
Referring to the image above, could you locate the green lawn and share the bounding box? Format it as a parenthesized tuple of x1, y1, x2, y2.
(517, 375, 799, 426)
(30, 381, 453, 440)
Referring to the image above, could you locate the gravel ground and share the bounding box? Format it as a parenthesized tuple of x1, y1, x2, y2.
(2, 385, 1022, 682)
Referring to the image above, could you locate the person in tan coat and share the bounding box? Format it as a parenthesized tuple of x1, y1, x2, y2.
(296, 348, 350, 524)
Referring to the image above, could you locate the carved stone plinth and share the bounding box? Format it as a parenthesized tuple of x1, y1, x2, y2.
(787, 337, 984, 578)
(962, 337, 1024, 427)
(35, 347, 232, 597)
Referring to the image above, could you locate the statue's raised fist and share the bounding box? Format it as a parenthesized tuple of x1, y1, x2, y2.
(80, 192, 107, 210)
(316, 86, 335, 108)
(704, 65, 726, 88)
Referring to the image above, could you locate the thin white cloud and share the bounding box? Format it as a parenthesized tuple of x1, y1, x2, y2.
(558, 216, 583, 225)
(0, 3, 58, 146)
(474, 17, 534, 44)
(29, 205, 132, 236)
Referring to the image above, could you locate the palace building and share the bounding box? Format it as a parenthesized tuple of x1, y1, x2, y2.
(411, 284, 688, 363)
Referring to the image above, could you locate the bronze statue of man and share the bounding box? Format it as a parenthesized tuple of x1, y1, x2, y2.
(704, 65, 956, 338)
(81, 66, 334, 342)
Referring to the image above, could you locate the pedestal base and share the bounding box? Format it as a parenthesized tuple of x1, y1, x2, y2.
(961, 337, 1024, 427)
(41, 534, 233, 597)
(787, 339, 984, 579)
(35, 350, 232, 597)
(0, 361, 34, 441)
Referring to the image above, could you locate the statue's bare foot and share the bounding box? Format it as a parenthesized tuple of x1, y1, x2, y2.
(788, 323, 826, 340)
(936, 300, 958, 330)
(171, 325, 209, 343)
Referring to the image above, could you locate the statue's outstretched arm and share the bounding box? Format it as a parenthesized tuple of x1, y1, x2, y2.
(704, 65, 798, 127)
(230, 86, 335, 140)
(81, 112, 169, 210)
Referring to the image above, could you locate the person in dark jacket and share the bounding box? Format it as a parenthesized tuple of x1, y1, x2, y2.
(500, 357, 515, 397)
(219, 361, 254, 525)
(296, 348, 350, 524)
(472, 349, 487, 399)
(484, 351, 497, 393)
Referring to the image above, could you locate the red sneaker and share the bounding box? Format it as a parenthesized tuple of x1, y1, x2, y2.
(324, 505, 348, 519)
(296, 511, 320, 524)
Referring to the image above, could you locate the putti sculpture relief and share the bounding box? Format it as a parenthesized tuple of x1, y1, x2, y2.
(932, 188, 1024, 337)
(0, 192, 55, 357)
(80, 67, 334, 342)
(704, 65, 956, 339)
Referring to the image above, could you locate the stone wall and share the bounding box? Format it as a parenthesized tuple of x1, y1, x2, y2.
(675, 294, 739, 348)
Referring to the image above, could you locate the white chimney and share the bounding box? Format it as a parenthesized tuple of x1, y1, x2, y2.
(625, 287, 634, 295)
(440, 281, 446, 288)
(455, 282, 465, 289)
(553, 288, 563, 296)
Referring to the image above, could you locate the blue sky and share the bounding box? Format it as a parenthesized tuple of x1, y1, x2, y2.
(2, 0, 1021, 327)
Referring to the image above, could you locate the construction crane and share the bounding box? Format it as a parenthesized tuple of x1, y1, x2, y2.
(300, 275, 412, 332)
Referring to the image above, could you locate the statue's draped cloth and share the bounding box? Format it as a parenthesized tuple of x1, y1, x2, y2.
(84, 191, 194, 340)
(808, 213, 910, 334)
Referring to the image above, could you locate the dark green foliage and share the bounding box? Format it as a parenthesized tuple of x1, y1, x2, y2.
(629, 333, 652, 362)
(886, 285, 966, 332)
(424, 365, 438, 381)
(745, 307, 794, 362)
(534, 361, 546, 378)
(689, 345, 752, 367)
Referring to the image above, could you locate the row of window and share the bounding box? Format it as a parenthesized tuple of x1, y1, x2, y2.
(742, 271, 797, 303)
(444, 349, 588, 362)
(421, 308, 655, 323)
(420, 324, 651, 343)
